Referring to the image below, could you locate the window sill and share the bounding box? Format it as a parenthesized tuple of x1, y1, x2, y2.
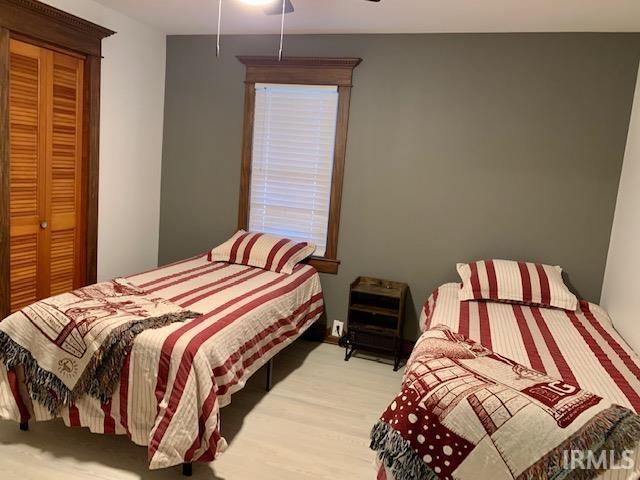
(307, 256, 340, 274)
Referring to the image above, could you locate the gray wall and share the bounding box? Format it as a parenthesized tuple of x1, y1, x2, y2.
(159, 33, 640, 340)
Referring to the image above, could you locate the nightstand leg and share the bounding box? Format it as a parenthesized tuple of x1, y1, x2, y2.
(344, 331, 354, 362)
(393, 339, 401, 372)
(345, 344, 355, 362)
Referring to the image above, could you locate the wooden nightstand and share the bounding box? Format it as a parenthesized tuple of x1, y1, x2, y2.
(341, 276, 408, 371)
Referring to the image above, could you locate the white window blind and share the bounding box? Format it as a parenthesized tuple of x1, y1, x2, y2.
(249, 83, 339, 257)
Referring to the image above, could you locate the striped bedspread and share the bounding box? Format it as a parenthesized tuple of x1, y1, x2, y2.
(420, 283, 640, 414)
(374, 283, 640, 480)
(376, 284, 640, 480)
(0, 254, 324, 470)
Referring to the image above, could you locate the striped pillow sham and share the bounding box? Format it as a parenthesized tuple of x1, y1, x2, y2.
(208, 230, 316, 274)
(457, 259, 578, 311)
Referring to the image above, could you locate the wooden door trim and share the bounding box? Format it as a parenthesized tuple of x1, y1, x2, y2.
(83, 56, 101, 286)
(0, 27, 9, 317)
(10, 32, 87, 60)
(0, 1, 113, 317)
(73, 54, 86, 289)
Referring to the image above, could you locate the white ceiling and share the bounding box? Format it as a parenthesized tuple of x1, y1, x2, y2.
(95, 0, 640, 35)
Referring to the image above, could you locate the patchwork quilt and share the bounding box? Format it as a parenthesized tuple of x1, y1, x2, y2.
(370, 325, 640, 480)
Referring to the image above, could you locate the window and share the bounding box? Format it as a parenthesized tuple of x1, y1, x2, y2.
(249, 83, 339, 257)
(237, 56, 361, 274)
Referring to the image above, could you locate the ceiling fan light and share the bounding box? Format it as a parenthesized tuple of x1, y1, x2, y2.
(240, 0, 277, 6)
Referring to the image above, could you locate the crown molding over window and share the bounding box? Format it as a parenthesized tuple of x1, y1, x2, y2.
(237, 55, 361, 87)
(237, 56, 361, 274)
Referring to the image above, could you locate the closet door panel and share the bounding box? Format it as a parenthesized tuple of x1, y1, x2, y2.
(8, 40, 45, 311)
(49, 51, 83, 296)
(9, 41, 85, 308)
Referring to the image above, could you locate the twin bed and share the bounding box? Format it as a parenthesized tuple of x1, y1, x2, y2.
(371, 261, 640, 480)
(0, 232, 324, 473)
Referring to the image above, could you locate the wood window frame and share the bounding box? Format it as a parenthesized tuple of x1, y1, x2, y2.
(0, 0, 114, 318)
(236, 56, 361, 274)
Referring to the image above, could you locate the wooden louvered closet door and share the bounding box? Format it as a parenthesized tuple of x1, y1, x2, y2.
(8, 39, 85, 312)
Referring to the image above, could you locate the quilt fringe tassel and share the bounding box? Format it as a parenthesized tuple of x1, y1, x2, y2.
(370, 421, 439, 480)
(0, 331, 72, 413)
(370, 405, 640, 480)
(520, 404, 640, 480)
(0, 310, 199, 414)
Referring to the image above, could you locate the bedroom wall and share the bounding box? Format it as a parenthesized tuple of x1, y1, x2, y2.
(41, 0, 167, 281)
(159, 33, 640, 340)
(601, 63, 640, 353)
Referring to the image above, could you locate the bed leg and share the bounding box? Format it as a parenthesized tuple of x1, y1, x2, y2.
(19, 421, 29, 431)
(182, 463, 193, 477)
(265, 358, 273, 392)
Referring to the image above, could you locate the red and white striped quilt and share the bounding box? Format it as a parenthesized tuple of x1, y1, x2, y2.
(372, 326, 640, 480)
(0, 254, 324, 470)
(375, 284, 640, 480)
(420, 283, 640, 413)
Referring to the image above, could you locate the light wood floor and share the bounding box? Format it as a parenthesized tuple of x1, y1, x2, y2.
(0, 342, 402, 479)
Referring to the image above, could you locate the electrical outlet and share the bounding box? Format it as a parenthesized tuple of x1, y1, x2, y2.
(332, 320, 344, 337)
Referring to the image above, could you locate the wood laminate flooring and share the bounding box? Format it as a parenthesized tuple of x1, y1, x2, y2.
(0, 341, 402, 479)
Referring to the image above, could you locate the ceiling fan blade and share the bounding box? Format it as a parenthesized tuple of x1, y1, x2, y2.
(264, 0, 294, 15)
